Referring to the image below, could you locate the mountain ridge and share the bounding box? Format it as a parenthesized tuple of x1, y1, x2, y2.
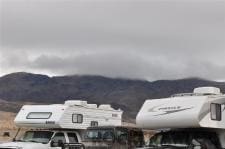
(0, 72, 225, 120)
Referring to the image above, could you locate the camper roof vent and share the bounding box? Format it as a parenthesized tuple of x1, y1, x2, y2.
(99, 104, 113, 110)
(88, 104, 97, 109)
(65, 100, 87, 106)
(193, 87, 221, 95)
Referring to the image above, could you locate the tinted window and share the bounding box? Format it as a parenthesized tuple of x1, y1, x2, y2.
(85, 129, 114, 141)
(86, 130, 101, 140)
(130, 130, 144, 147)
(102, 131, 114, 140)
(149, 134, 162, 146)
(161, 132, 190, 146)
(68, 133, 78, 143)
(211, 103, 221, 121)
(72, 114, 83, 123)
(52, 133, 66, 143)
(116, 129, 128, 144)
(150, 131, 221, 148)
(27, 112, 52, 119)
(90, 121, 98, 127)
(192, 132, 221, 148)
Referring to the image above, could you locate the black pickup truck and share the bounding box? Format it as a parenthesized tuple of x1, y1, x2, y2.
(82, 126, 145, 149)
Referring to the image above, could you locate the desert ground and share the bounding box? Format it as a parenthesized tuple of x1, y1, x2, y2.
(0, 111, 17, 143)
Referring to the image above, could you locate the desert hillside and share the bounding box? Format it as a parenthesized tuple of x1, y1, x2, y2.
(1, 72, 225, 119)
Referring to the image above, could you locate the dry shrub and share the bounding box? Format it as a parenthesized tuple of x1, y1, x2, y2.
(0, 111, 17, 130)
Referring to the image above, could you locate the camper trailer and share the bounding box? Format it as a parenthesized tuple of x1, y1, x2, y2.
(0, 100, 123, 149)
(136, 87, 225, 149)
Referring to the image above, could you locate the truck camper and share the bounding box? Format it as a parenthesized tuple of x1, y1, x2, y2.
(15, 100, 122, 129)
(136, 87, 225, 149)
(0, 100, 123, 149)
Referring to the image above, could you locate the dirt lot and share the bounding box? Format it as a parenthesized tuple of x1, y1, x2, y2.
(0, 111, 17, 143)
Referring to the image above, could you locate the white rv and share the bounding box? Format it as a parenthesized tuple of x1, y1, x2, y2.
(0, 100, 123, 149)
(136, 87, 225, 149)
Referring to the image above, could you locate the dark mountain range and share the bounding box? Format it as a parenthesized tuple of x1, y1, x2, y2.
(0, 72, 225, 120)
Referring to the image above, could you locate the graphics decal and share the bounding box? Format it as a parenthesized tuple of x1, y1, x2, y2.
(148, 105, 194, 116)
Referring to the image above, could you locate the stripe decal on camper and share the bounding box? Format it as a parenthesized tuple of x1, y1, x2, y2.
(148, 105, 194, 116)
(153, 107, 194, 116)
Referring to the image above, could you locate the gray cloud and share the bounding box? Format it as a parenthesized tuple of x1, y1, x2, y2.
(0, 0, 225, 80)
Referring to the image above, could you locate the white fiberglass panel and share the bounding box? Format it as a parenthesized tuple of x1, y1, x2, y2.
(136, 96, 207, 129)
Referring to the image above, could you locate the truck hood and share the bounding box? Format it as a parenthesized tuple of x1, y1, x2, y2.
(0, 141, 47, 149)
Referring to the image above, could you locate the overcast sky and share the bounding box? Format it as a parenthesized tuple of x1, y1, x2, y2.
(0, 0, 225, 81)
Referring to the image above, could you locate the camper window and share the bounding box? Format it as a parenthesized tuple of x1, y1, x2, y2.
(211, 103, 221, 121)
(26, 112, 52, 119)
(72, 114, 83, 123)
(90, 121, 98, 127)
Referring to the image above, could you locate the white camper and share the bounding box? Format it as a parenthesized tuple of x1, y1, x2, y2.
(15, 100, 123, 129)
(136, 87, 225, 149)
(0, 100, 123, 149)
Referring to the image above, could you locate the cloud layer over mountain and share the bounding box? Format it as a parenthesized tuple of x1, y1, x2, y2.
(1, 0, 225, 80)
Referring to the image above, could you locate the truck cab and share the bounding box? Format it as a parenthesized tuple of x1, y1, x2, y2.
(83, 126, 145, 149)
(0, 129, 83, 149)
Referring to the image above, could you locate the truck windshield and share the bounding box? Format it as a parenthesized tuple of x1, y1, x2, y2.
(20, 131, 54, 144)
(149, 131, 220, 148)
(149, 132, 189, 147)
(161, 133, 189, 147)
(85, 129, 114, 141)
